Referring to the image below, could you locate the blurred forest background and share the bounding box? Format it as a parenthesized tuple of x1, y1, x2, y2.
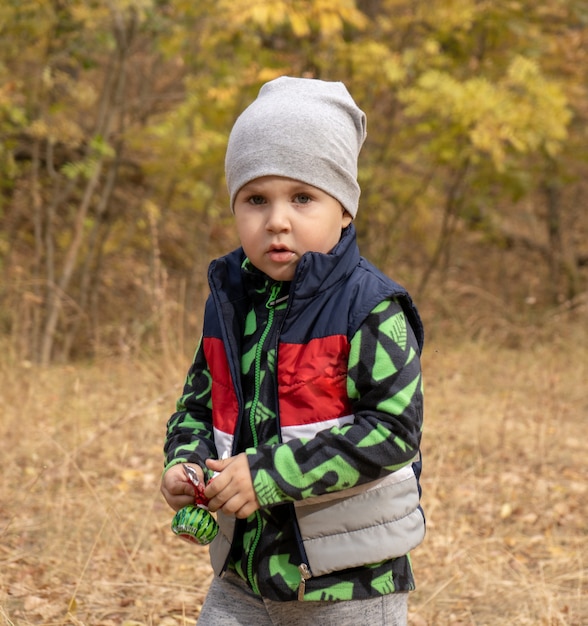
(1, 3, 587, 625)
(1, 0, 586, 365)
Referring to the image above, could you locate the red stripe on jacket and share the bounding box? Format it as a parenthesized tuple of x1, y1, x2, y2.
(203, 337, 239, 435)
(278, 335, 352, 427)
(204, 334, 352, 435)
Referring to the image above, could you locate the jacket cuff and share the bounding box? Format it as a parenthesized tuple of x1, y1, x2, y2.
(246, 446, 293, 507)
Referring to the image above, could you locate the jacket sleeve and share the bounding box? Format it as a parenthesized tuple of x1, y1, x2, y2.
(248, 298, 424, 506)
(163, 338, 218, 475)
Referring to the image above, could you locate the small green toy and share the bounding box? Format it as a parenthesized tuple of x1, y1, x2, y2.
(171, 464, 219, 545)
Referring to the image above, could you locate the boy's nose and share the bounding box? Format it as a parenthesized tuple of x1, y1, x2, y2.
(265, 201, 291, 232)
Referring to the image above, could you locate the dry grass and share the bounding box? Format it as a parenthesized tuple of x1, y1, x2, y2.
(412, 321, 587, 626)
(0, 321, 586, 625)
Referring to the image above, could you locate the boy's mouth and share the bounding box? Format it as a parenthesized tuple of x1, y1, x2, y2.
(267, 244, 295, 263)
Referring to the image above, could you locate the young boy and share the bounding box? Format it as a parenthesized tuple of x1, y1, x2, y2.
(160, 76, 425, 625)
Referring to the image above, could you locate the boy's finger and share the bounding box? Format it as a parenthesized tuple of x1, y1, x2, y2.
(205, 457, 230, 472)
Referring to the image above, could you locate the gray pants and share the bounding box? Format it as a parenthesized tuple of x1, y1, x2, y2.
(197, 571, 408, 626)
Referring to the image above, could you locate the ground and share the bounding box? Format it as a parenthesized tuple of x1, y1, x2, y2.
(0, 320, 586, 625)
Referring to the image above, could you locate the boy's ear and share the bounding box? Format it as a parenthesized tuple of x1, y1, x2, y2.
(342, 210, 353, 228)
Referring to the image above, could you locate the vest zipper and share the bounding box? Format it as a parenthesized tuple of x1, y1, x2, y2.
(245, 281, 282, 595)
(298, 562, 312, 601)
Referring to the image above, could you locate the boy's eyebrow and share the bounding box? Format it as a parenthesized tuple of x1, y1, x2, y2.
(238, 180, 319, 195)
(237, 184, 262, 195)
(239, 181, 264, 191)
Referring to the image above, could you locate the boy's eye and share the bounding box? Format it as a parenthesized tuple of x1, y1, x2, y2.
(248, 195, 266, 205)
(294, 194, 311, 204)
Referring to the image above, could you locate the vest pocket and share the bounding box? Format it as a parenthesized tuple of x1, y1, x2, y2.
(293, 465, 425, 577)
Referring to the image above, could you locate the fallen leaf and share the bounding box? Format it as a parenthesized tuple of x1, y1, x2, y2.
(500, 502, 513, 519)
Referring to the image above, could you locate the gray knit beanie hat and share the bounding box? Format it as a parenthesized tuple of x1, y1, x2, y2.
(225, 76, 367, 218)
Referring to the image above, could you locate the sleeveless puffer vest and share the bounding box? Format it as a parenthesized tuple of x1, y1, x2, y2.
(201, 225, 425, 580)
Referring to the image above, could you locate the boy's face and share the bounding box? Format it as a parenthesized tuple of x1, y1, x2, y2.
(234, 176, 353, 282)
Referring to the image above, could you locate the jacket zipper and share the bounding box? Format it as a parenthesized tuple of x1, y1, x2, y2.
(264, 284, 313, 601)
(245, 281, 282, 595)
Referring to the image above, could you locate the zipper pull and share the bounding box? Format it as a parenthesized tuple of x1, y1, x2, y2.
(297, 563, 312, 601)
(266, 282, 283, 308)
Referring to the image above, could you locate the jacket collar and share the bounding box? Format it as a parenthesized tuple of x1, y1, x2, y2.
(290, 224, 359, 300)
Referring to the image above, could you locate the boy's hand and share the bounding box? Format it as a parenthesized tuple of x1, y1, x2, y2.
(205, 453, 259, 519)
(160, 463, 204, 512)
